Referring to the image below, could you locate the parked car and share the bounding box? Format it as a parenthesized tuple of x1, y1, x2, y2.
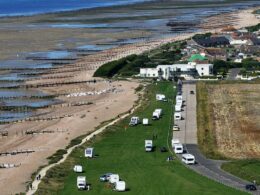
(245, 184, 257, 191)
(190, 90, 195, 94)
(99, 173, 113, 182)
(173, 124, 180, 131)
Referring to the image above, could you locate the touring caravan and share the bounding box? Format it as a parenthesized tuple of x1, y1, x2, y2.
(171, 139, 180, 147)
(73, 165, 83, 173)
(85, 147, 94, 158)
(142, 118, 149, 125)
(182, 154, 195, 165)
(152, 109, 162, 120)
(175, 104, 182, 112)
(115, 181, 126, 192)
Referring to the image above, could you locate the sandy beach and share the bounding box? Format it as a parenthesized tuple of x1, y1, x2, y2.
(0, 6, 259, 195)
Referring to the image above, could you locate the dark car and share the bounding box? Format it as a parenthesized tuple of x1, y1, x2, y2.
(160, 147, 167, 152)
(190, 90, 195, 94)
(245, 184, 257, 191)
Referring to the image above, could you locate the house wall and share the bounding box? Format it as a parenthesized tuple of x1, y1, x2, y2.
(140, 68, 158, 78)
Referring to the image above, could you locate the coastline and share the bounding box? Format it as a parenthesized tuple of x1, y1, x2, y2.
(0, 6, 259, 195)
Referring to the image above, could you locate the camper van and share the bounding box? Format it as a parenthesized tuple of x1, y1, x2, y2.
(109, 174, 120, 184)
(176, 95, 182, 102)
(156, 94, 166, 101)
(129, 116, 140, 126)
(182, 154, 195, 165)
(145, 140, 153, 152)
(142, 118, 149, 125)
(85, 147, 94, 158)
(171, 139, 180, 147)
(77, 176, 87, 190)
(174, 112, 181, 120)
(173, 143, 183, 154)
(152, 109, 162, 120)
(115, 181, 126, 192)
(73, 165, 83, 173)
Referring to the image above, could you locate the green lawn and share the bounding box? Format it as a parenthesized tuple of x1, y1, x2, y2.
(37, 81, 245, 195)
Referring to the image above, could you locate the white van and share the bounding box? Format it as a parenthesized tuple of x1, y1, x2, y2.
(152, 109, 162, 120)
(173, 143, 183, 154)
(182, 154, 195, 165)
(174, 112, 181, 120)
(109, 174, 120, 184)
(175, 104, 182, 112)
(115, 181, 126, 191)
(77, 176, 86, 190)
(85, 147, 94, 158)
(73, 165, 83, 173)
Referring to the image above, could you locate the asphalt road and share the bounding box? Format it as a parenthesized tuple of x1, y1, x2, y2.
(173, 82, 259, 194)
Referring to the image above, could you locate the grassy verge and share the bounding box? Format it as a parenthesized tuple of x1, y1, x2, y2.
(36, 81, 244, 195)
(196, 82, 225, 159)
(222, 160, 260, 184)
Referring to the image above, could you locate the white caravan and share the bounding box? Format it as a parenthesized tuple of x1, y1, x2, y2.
(77, 176, 86, 190)
(176, 95, 182, 102)
(152, 109, 162, 120)
(115, 181, 126, 192)
(173, 143, 183, 154)
(142, 118, 149, 125)
(145, 140, 153, 152)
(129, 116, 140, 126)
(174, 112, 181, 120)
(85, 147, 94, 158)
(182, 154, 195, 165)
(109, 174, 120, 184)
(156, 94, 166, 101)
(73, 165, 83, 173)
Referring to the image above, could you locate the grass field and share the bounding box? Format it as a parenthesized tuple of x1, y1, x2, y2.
(37, 81, 245, 195)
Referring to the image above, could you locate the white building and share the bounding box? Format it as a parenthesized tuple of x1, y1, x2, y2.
(139, 63, 213, 79)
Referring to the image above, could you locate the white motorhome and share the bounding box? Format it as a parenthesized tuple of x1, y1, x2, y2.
(176, 95, 182, 102)
(173, 143, 183, 154)
(115, 181, 126, 192)
(145, 140, 153, 152)
(174, 112, 182, 120)
(156, 94, 166, 101)
(182, 154, 195, 165)
(77, 176, 86, 190)
(129, 116, 140, 126)
(109, 174, 120, 184)
(73, 165, 83, 173)
(152, 109, 162, 120)
(85, 147, 94, 158)
(171, 139, 180, 147)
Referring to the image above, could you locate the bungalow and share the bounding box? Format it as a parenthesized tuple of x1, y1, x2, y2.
(204, 48, 227, 61)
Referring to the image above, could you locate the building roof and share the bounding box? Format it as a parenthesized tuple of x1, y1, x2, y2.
(188, 54, 207, 62)
(194, 37, 230, 47)
(250, 38, 260, 45)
